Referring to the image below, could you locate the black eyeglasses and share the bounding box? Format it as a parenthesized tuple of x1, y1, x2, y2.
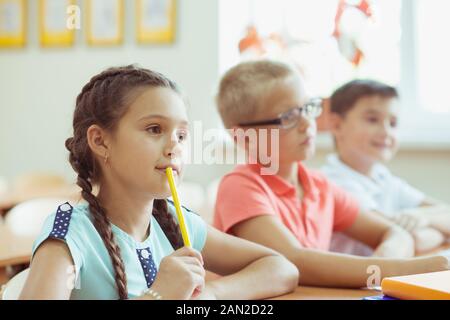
(238, 98, 323, 130)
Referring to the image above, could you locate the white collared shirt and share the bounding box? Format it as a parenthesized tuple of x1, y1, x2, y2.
(321, 154, 425, 256)
(321, 154, 425, 218)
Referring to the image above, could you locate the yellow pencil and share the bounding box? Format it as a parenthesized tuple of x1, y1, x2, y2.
(165, 167, 191, 247)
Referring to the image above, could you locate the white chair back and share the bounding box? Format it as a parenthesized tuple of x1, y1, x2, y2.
(1, 268, 29, 300)
(5, 197, 69, 236)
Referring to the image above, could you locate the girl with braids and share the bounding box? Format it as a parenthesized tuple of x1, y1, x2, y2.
(19, 65, 298, 300)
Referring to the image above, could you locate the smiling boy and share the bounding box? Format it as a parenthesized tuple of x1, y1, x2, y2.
(322, 79, 450, 256)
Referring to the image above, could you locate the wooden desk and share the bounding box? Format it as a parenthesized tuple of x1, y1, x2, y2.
(272, 244, 450, 300)
(0, 224, 34, 268)
(0, 267, 8, 286)
(272, 286, 378, 300)
(0, 185, 81, 216)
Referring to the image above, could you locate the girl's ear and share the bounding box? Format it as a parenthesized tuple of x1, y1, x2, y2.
(86, 124, 110, 160)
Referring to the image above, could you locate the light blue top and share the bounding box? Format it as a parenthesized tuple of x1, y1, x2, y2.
(31, 200, 207, 300)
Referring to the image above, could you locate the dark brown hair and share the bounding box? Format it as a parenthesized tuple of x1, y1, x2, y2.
(330, 79, 399, 117)
(65, 65, 183, 299)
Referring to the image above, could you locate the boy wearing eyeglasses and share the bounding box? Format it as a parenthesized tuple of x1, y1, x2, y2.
(212, 60, 449, 288)
(321, 80, 450, 256)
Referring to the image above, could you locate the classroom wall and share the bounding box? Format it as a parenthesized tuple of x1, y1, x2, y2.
(1, 1, 449, 204)
(0, 0, 221, 184)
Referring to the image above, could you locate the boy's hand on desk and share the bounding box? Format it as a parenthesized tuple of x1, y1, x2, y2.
(392, 212, 429, 232)
(372, 225, 415, 258)
(373, 241, 408, 258)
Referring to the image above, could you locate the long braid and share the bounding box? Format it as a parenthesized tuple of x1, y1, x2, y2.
(153, 199, 184, 250)
(66, 138, 128, 300)
(65, 65, 184, 299)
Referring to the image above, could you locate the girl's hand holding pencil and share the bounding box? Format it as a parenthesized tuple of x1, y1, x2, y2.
(149, 247, 205, 300)
(142, 168, 205, 299)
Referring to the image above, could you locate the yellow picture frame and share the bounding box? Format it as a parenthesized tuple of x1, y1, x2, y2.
(0, 0, 26, 48)
(136, 0, 176, 44)
(85, 0, 124, 46)
(39, 0, 75, 47)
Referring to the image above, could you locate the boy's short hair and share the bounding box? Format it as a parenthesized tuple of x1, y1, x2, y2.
(330, 79, 399, 116)
(217, 60, 297, 128)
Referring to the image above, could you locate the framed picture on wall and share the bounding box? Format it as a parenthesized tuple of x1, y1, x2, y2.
(0, 0, 26, 48)
(136, 0, 176, 44)
(39, 0, 75, 47)
(85, 0, 124, 46)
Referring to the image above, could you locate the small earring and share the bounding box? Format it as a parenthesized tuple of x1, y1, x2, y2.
(104, 154, 108, 164)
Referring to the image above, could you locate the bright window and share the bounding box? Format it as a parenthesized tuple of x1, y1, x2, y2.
(416, 0, 450, 114)
(219, 0, 450, 147)
(220, 0, 401, 96)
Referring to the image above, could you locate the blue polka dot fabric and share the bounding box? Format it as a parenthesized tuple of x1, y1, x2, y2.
(136, 248, 158, 288)
(49, 202, 73, 240)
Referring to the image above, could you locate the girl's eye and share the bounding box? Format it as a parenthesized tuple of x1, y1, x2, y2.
(146, 125, 162, 135)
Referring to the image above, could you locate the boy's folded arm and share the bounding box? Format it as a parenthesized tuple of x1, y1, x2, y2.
(427, 214, 450, 235)
(413, 227, 446, 253)
(229, 214, 396, 288)
(229, 214, 450, 288)
(342, 210, 415, 258)
(201, 225, 298, 300)
(404, 199, 450, 235)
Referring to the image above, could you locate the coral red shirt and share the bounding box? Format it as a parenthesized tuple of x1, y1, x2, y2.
(213, 162, 360, 251)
